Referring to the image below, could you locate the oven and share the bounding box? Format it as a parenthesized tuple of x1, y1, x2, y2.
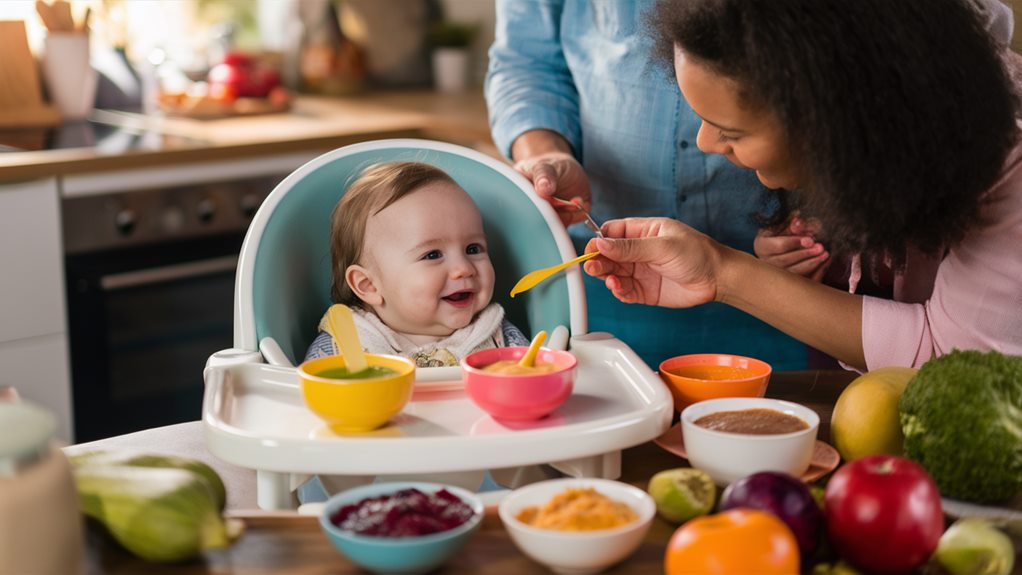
(62, 172, 287, 442)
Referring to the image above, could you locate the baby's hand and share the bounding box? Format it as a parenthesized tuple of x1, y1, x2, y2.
(754, 216, 831, 282)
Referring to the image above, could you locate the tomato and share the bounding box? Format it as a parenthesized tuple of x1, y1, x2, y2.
(824, 455, 943, 574)
(665, 508, 800, 574)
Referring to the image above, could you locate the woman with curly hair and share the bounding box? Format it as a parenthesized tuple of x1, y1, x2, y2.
(583, 0, 1022, 370)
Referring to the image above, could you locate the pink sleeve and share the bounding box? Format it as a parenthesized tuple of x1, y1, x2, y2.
(861, 297, 937, 369)
(860, 141, 1022, 369)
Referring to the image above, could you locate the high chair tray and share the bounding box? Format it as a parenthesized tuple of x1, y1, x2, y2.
(202, 333, 673, 475)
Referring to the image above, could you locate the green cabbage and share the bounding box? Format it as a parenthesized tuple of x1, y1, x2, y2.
(899, 349, 1022, 503)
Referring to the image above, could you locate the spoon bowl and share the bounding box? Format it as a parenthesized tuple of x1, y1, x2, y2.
(510, 252, 599, 298)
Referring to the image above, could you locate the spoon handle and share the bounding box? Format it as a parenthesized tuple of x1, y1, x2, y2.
(518, 330, 548, 368)
(510, 251, 599, 298)
(326, 304, 369, 373)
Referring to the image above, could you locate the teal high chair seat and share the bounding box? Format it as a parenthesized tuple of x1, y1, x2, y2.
(233, 139, 587, 364)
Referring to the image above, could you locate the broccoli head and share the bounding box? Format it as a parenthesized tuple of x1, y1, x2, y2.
(899, 349, 1022, 503)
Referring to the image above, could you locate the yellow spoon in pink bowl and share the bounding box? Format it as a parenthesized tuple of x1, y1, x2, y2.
(510, 252, 599, 298)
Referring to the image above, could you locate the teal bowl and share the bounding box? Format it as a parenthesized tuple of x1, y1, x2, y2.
(319, 481, 484, 574)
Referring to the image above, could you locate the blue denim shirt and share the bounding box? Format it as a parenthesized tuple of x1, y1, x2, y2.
(486, 0, 808, 370)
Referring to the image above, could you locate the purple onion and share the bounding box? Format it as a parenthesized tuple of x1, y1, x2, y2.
(719, 471, 823, 554)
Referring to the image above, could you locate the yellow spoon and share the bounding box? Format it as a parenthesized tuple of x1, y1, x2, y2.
(510, 251, 600, 298)
(326, 303, 369, 374)
(519, 330, 548, 368)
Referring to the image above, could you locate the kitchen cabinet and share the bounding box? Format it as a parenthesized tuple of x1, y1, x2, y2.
(0, 178, 73, 441)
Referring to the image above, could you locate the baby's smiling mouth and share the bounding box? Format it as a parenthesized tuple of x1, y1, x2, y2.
(442, 290, 474, 306)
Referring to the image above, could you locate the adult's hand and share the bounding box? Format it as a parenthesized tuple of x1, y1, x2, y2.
(754, 215, 831, 282)
(582, 217, 720, 308)
(511, 129, 591, 227)
(514, 152, 592, 227)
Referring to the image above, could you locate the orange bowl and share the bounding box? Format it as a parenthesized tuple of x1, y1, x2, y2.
(658, 353, 771, 412)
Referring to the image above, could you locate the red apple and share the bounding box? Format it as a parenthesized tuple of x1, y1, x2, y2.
(824, 455, 944, 574)
(207, 52, 280, 99)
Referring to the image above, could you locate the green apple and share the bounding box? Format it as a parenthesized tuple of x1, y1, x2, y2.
(647, 468, 715, 524)
(935, 518, 1014, 575)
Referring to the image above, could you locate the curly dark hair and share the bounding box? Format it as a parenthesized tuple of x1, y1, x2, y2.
(650, 0, 1019, 261)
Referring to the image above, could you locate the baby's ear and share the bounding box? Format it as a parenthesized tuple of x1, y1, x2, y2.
(346, 265, 382, 306)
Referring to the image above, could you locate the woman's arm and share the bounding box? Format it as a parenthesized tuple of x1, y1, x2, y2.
(484, 0, 580, 159)
(718, 248, 865, 369)
(585, 217, 867, 369)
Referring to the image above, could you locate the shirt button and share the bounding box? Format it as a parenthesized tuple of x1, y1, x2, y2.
(679, 140, 689, 149)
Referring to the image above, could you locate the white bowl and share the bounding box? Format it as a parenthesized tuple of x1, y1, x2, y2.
(498, 478, 655, 575)
(681, 397, 819, 486)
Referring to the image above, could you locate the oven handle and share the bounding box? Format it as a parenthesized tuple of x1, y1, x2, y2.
(100, 255, 238, 291)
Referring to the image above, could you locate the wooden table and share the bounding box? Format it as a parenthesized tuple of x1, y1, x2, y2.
(85, 371, 859, 574)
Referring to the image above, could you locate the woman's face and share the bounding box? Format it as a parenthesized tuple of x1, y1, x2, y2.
(674, 46, 802, 191)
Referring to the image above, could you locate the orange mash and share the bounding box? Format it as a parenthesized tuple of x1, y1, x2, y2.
(667, 364, 757, 380)
(515, 488, 638, 531)
(481, 360, 558, 375)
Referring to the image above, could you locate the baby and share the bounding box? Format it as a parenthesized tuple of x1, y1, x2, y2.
(305, 161, 529, 366)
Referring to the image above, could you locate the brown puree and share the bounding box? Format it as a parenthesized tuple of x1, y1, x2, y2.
(694, 408, 809, 435)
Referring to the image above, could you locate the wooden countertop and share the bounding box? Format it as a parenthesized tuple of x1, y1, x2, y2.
(0, 90, 497, 182)
(85, 371, 867, 575)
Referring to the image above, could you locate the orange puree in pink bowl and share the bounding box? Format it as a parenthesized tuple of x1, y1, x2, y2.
(462, 346, 576, 421)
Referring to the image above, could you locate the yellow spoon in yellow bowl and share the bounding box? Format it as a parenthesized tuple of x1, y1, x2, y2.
(510, 251, 599, 298)
(518, 330, 548, 368)
(325, 303, 369, 374)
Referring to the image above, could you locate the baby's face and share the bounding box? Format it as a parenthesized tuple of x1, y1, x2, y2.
(359, 181, 495, 336)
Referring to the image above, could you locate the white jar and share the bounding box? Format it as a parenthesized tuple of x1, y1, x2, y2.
(0, 402, 84, 575)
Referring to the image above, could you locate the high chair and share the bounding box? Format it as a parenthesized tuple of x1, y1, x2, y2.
(207, 139, 594, 508)
(231, 139, 587, 366)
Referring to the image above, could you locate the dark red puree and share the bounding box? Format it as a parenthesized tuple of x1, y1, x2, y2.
(330, 488, 475, 536)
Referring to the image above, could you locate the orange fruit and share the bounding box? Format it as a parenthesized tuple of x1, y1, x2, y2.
(665, 509, 799, 574)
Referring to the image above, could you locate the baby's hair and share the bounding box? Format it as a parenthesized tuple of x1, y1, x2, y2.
(330, 162, 457, 305)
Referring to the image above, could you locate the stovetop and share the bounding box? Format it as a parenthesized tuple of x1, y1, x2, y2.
(0, 115, 206, 155)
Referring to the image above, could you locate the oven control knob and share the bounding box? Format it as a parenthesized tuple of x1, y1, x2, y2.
(239, 193, 261, 219)
(161, 205, 185, 232)
(197, 197, 216, 224)
(114, 208, 136, 236)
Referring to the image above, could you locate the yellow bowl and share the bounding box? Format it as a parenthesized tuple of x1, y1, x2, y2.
(298, 354, 415, 433)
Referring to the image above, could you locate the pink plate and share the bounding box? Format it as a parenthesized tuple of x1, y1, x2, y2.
(653, 422, 840, 483)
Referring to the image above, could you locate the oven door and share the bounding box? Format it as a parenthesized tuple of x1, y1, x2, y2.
(66, 234, 242, 442)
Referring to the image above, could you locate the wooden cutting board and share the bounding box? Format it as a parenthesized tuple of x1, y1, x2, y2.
(0, 20, 60, 127)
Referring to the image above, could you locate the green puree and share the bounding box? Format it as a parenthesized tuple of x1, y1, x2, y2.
(316, 365, 399, 380)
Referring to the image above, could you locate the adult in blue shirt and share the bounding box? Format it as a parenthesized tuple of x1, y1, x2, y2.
(485, 0, 808, 370)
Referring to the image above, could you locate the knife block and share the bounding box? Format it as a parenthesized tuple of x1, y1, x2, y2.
(0, 20, 60, 127)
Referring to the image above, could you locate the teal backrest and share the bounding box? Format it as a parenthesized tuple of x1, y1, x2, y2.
(233, 140, 587, 364)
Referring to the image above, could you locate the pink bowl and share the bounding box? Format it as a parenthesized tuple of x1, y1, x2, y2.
(461, 347, 576, 421)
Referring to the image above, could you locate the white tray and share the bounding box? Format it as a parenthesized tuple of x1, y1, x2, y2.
(202, 333, 672, 504)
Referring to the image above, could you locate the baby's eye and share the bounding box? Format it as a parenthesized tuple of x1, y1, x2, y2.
(424, 250, 442, 260)
(718, 130, 736, 143)
(466, 243, 485, 255)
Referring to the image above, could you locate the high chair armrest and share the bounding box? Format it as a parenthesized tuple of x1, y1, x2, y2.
(259, 337, 295, 367)
(548, 325, 570, 351)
